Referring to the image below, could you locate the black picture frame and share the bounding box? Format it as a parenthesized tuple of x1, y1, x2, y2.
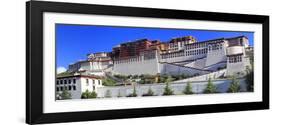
(26, 1, 269, 124)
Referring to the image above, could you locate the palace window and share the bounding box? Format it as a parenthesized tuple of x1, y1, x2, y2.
(56, 80, 59, 85)
(56, 87, 59, 91)
(68, 86, 72, 91)
(237, 55, 242, 62)
(229, 56, 242, 63)
(60, 80, 63, 84)
(68, 79, 71, 84)
(73, 79, 76, 84)
(60, 86, 63, 91)
(64, 80, 67, 84)
(73, 86, 76, 91)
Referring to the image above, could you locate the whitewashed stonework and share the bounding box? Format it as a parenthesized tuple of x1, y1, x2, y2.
(56, 75, 103, 99)
(112, 36, 252, 77)
(68, 52, 113, 74)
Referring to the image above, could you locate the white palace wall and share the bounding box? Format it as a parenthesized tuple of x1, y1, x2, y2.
(68, 60, 113, 72)
(80, 62, 91, 71)
(184, 58, 206, 69)
(110, 39, 250, 76)
(96, 78, 247, 98)
(205, 43, 227, 67)
(159, 62, 208, 75)
(113, 58, 160, 75)
(226, 56, 251, 76)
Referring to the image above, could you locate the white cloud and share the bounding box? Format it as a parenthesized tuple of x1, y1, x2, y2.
(57, 66, 67, 74)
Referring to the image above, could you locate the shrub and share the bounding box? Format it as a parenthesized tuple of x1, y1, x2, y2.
(203, 78, 217, 94)
(227, 76, 241, 93)
(60, 89, 71, 100)
(143, 87, 154, 96)
(163, 82, 174, 95)
(138, 75, 154, 84)
(127, 85, 137, 97)
(165, 76, 174, 83)
(183, 81, 193, 95)
(90, 91, 97, 98)
(81, 90, 97, 99)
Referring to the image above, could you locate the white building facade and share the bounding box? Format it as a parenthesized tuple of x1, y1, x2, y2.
(112, 36, 252, 77)
(67, 52, 113, 76)
(56, 75, 103, 99)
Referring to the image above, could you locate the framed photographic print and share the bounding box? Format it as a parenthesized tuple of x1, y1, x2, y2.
(26, 1, 269, 124)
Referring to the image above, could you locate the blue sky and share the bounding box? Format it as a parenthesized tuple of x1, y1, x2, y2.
(56, 24, 254, 69)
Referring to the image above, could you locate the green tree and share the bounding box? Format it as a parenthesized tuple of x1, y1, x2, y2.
(143, 87, 154, 96)
(81, 89, 97, 99)
(166, 75, 174, 83)
(81, 90, 89, 99)
(105, 90, 112, 98)
(127, 85, 137, 97)
(183, 81, 193, 94)
(204, 78, 217, 94)
(61, 89, 71, 100)
(227, 76, 241, 93)
(163, 82, 174, 95)
(90, 91, 97, 98)
(132, 85, 137, 97)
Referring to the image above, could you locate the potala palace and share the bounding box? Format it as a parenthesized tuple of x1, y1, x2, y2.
(67, 35, 252, 77)
(56, 35, 253, 99)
